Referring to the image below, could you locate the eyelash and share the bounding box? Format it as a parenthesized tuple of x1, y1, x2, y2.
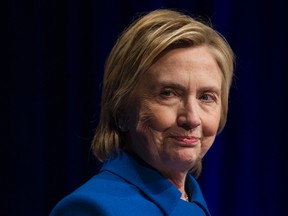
(160, 89, 217, 102)
(160, 89, 177, 98)
(199, 93, 216, 102)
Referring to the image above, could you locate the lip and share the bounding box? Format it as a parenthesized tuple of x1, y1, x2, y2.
(171, 136, 200, 146)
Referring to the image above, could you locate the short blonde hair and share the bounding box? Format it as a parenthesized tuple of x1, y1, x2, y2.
(92, 9, 234, 176)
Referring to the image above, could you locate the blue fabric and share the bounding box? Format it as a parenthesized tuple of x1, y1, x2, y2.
(50, 151, 210, 216)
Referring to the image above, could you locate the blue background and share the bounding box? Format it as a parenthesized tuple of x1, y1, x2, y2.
(2, 0, 288, 215)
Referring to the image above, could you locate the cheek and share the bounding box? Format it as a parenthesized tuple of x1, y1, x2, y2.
(204, 117, 220, 136)
(200, 110, 221, 156)
(202, 106, 221, 136)
(139, 105, 176, 131)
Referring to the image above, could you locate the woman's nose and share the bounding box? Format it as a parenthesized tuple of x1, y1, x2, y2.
(177, 100, 201, 130)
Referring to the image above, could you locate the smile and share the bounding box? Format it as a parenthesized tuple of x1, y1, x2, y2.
(171, 136, 200, 146)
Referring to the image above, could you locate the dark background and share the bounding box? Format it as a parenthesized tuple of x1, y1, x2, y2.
(2, 0, 288, 215)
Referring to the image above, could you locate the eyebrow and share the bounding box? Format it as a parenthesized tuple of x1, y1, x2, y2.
(157, 81, 221, 94)
(157, 82, 186, 91)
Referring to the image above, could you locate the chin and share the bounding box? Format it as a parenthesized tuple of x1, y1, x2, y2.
(171, 150, 199, 163)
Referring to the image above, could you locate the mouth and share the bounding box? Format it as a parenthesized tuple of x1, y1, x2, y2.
(171, 136, 200, 146)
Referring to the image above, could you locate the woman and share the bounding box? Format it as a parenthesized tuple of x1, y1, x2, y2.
(50, 8, 234, 216)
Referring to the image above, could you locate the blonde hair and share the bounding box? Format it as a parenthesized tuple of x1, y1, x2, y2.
(92, 9, 234, 177)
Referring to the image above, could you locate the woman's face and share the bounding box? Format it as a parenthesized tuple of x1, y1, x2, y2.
(126, 45, 222, 174)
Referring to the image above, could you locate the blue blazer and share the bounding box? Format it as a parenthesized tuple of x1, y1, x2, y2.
(50, 151, 211, 216)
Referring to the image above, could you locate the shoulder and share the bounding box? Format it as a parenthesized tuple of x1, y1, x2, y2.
(49, 191, 115, 216)
(50, 171, 161, 216)
(72, 170, 141, 198)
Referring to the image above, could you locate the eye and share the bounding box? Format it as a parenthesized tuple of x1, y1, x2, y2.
(160, 89, 176, 97)
(199, 93, 215, 102)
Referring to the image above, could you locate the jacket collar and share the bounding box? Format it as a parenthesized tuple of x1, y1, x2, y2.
(100, 150, 210, 215)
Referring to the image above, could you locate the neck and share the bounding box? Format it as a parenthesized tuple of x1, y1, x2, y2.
(162, 171, 190, 201)
(126, 150, 191, 201)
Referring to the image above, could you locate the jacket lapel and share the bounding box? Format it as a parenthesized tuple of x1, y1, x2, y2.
(101, 151, 210, 215)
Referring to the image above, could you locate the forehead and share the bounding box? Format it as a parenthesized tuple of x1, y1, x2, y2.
(142, 46, 222, 88)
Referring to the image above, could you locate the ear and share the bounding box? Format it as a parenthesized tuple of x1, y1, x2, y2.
(116, 112, 129, 132)
(118, 119, 129, 132)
